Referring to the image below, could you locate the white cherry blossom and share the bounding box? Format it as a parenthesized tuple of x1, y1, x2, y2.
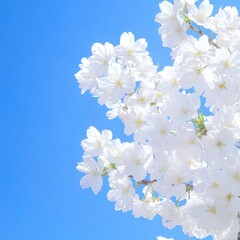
(81, 126, 112, 157)
(76, 155, 104, 194)
(188, 0, 213, 26)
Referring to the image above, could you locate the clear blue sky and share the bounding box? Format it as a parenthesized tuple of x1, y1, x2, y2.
(1, 0, 240, 240)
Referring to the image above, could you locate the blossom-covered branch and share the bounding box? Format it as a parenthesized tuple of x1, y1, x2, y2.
(76, 0, 240, 239)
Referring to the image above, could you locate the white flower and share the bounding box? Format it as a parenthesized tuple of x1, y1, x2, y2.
(122, 143, 153, 182)
(157, 237, 174, 240)
(176, 58, 212, 94)
(204, 75, 239, 107)
(186, 193, 236, 236)
(208, 6, 240, 34)
(155, 150, 194, 199)
(164, 91, 199, 124)
(209, 48, 240, 75)
(75, 57, 98, 94)
(123, 105, 150, 136)
(155, 1, 189, 48)
(97, 62, 135, 105)
(202, 128, 238, 161)
(90, 42, 114, 75)
(188, 0, 213, 26)
(107, 172, 136, 212)
(76, 156, 104, 194)
(145, 114, 175, 151)
(125, 88, 156, 107)
(81, 126, 112, 157)
(100, 138, 126, 167)
(158, 66, 180, 94)
(158, 198, 181, 229)
(132, 57, 158, 87)
(148, 151, 170, 180)
(133, 195, 160, 220)
(115, 32, 148, 61)
(176, 35, 211, 63)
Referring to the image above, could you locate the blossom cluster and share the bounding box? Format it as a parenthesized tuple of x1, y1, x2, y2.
(75, 0, 240, 239)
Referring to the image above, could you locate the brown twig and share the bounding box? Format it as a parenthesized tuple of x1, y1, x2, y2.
(189, 25, 219, 49)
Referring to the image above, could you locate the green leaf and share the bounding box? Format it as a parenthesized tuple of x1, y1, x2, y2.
(110, 163, 116, 169)
(192, 113, 207, 138)
(183, 13, 191, 24)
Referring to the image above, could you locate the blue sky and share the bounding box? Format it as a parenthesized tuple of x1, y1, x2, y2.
(1, 0, 240, 240)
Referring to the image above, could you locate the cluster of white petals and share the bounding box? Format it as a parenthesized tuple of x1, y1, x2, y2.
(75, 1, 240, 239)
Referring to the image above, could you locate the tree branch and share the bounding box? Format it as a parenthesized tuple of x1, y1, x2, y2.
(189, 25, 219, 49)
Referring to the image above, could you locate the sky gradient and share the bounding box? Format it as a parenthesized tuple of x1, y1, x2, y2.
(2, 0, 240, 239)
